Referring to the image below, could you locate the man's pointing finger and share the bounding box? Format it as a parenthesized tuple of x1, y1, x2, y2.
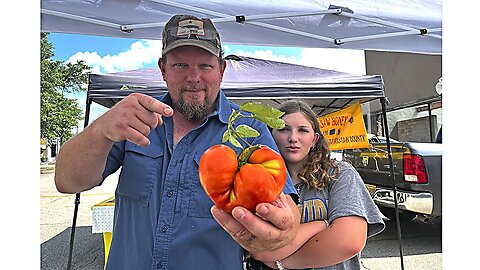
(136, 93, 174, 117)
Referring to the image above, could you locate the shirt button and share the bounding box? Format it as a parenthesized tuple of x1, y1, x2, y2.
(167, 191, 173, 197)
(156, 261, 163, 268)
(161, 225, 168, 233)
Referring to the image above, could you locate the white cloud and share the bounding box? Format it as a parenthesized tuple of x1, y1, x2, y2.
(66, 40, 365, 75)
(226, 47, 365, 75)
(66, 40, 162, 73)
(298, 48, 366, 75)
(227, 48, 299, 65)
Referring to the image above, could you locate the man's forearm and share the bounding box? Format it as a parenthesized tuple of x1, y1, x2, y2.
(55, 121, 114, 193)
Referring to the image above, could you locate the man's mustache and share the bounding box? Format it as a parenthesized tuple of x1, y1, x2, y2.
(181, 85, 207, 91)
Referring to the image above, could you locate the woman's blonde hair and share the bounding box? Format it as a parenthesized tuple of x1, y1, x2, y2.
(276, 100, 338, 190)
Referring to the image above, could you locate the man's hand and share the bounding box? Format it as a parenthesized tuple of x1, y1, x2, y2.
(54, 93, 174, 193)
(211, 193, 300, 252)
(96, 93, 174, 146)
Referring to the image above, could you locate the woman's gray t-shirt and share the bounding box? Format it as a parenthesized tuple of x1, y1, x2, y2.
(295, 160, 385, 270)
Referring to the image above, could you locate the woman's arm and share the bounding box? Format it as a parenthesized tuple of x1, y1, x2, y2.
(279, 215, 368, 269)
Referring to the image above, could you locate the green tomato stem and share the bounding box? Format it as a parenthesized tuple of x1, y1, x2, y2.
(238, 144, 260, 167)
(231, 129, 252, 148)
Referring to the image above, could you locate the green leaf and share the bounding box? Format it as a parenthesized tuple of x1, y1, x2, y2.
(228, 137, 242, 149)
(254, 115, 285, 129)
(235, 125, 260, 138)
(240, 102, 284, 119)
(240, 102, 285, 129)
(222, 129, 231, 143)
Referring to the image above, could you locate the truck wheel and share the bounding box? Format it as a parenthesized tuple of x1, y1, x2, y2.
(379, 207, 417, 222)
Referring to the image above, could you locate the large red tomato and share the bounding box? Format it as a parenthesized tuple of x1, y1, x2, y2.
(199, 144, 287, 213)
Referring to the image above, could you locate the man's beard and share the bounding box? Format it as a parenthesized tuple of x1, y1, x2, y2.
(175, 91, 214, 121)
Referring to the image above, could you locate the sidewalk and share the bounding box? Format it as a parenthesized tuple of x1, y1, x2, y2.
(41, 168, 119, 243)
(40, 162, 55, 174)
(361, 254, 442, 270)
(41, 167, 119, 269)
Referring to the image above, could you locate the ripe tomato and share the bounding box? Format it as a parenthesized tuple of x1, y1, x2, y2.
(199, 144, 287, 213)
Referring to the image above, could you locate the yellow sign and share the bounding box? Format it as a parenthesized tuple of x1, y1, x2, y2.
(317, 102, 369, 150)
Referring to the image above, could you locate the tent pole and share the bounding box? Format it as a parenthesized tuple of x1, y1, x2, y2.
(341, 11, 443, 39)
(122, 0, 337, 43)
(380, 97, 405, 270)
(123, 0, 442, 44)
(41, 9, 121, 29)
(338, 28, 442, 45)
(66, 80, 93, 270)
(122, 7, 338, 30)
(66, 193, 81, 270)
(428, 103, 435, 142)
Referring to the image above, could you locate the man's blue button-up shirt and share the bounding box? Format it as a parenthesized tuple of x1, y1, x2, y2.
(102, 91, 296, 270)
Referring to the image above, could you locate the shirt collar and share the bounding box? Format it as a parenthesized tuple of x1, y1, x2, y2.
(216, 91, 232, 124)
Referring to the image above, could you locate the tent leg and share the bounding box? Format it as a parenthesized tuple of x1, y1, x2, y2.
(428, 103, 435, 142)
(66, 193, 81, 270)
(380, 97, 405, 270)
(66, 82, 93, 270)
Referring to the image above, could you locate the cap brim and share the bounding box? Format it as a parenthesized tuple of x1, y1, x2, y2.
(162, 39, 220, 57)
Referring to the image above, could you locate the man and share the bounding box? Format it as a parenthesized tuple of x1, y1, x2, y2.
(55, 14, 299, 269)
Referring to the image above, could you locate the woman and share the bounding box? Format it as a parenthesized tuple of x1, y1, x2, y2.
(250, 100, 385, 270)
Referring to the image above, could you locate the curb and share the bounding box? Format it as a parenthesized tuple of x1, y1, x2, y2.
(41, 165, 55, 174)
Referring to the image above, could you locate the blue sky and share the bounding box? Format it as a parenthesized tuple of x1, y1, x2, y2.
(48, 33, 366, 74)
(49, 33, 302, 64)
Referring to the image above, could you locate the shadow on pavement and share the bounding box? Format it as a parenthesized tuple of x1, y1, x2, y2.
(41, 226, 105, 270)
(362, 217, 442, 258)
(40, 218, 441, 269)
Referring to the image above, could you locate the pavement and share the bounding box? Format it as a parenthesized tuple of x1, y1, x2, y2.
(40, 164, 442, 270)
(41, 165, 119, 269)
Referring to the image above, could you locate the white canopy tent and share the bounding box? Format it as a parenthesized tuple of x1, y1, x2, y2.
(41, 0, 442, 54)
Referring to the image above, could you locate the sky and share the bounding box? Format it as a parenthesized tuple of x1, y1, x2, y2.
(48, 33, 367, 75)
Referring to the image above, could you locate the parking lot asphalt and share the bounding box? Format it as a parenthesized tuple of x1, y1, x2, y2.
(41, 168, 119, 269)
(40, 168, 442, 270)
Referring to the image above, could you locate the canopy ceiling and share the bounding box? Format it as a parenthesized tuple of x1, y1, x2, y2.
(41, 0, 442, 55)
(88, 55, 385, 116)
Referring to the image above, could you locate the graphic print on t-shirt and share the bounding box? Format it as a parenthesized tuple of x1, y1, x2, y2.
(298, 197, 328, 223)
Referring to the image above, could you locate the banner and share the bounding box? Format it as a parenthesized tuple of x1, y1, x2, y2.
(317, 102, 369, 150)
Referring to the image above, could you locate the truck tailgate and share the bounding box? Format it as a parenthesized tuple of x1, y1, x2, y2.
(344, 143, 409, 187)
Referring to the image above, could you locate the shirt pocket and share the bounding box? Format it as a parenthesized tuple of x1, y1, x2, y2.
(187, 152, 214, 218)
(116, 142, 164, 207)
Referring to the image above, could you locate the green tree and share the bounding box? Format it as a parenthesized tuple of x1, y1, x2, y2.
(40, 33, 91, 145)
